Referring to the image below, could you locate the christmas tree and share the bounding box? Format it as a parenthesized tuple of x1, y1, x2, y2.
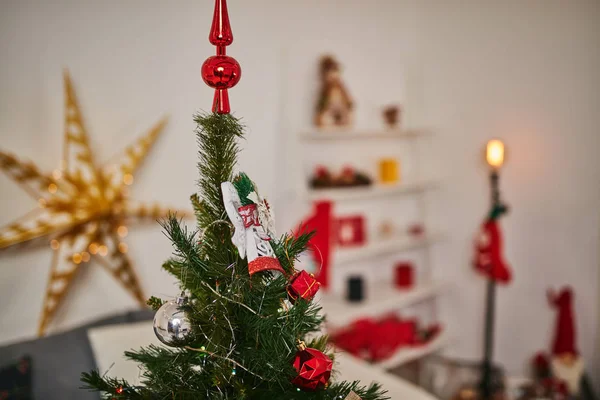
(82, 1, 388, 399)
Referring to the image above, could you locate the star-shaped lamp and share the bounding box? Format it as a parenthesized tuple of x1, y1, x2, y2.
(0, 71, 186, 335)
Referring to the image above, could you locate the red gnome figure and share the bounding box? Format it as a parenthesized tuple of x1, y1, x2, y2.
(473, 216, 512, 284)
(547, 287, 585, 396)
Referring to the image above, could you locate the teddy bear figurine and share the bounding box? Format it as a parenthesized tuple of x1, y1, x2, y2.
(314, 55, 354, 128)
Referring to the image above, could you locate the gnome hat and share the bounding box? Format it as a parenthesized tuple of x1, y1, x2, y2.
(548, 286, 578, 356)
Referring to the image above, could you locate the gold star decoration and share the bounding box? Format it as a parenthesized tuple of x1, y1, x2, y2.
(0, 71, 185, 335)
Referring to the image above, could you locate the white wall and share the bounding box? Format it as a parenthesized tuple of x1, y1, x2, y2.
(0, 0, 598, 386)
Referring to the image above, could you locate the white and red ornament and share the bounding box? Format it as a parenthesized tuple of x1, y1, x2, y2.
(221, 180, 284, 276)
(246, 190, 276, 239)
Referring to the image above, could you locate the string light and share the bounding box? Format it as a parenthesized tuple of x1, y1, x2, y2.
(88, 243, 99, 254)
(75, 209, 87, 219)
(118, 242, 128, 254)
(50, 240, 60, 250)
(81, 251, 91, 262)
(117, 225, 128, 237)
(72, 253, 82, 264)
(123, 173, 134, 185)
(48, 183, 58, 194)
(98, 245, 109, 257)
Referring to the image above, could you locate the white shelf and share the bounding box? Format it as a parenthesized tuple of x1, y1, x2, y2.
(335, 231, 443, 265)
(307, 181, 437, 202)
(319, 281, 445, 327)
(301, 128, 432, 141)
(376, 331, 450, 369)
(335, 353, 438, 400)
(334, 331, 450, 374)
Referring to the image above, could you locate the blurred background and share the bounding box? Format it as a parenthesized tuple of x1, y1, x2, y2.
(0, 0, 598, 399)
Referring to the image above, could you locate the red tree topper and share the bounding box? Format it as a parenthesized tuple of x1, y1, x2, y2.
(201, 0, 241, 114)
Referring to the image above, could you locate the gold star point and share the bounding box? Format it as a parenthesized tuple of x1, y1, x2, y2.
(0, 71, 183, 336)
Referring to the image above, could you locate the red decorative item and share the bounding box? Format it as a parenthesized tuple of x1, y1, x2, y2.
(335, 215, 366, 247)
(370, 316, 416, 361)
(548, 287, 577, 356)
(209, 0, 233, 46)
(202, 0, 241, 114)
(332, 318, 376, 357)
(394, 262, 414, 289)
(473, 219, 512, 283)
(248, 256, 285, 276)
(414, 323, 441, 346)
(288, 270, 321, 302)
(315, 165, 329, 179)
(408, 223, 425, 236)
(296, 201, 333, 288)
(532, 352, 551, 379)
(292, 344, 333, 391)
(201, 56, 241, 90)
(331, 316, 440, 362)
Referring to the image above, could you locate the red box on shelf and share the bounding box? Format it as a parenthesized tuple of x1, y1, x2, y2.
(394, 262, 414, 289)
(335, 215, 366, 247)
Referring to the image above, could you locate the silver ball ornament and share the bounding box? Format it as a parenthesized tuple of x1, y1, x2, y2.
(153, 295, 192, 346)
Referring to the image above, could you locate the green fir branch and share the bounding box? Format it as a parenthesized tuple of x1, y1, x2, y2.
(232, 172, 255, 205)
(146, 296, 164, 311)
(273, 231, 315, 274)
(195, 112, 243, 226)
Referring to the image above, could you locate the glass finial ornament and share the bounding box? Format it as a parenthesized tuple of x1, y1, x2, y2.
(153, 293, 193, 346)
(201, 0, 241, 114)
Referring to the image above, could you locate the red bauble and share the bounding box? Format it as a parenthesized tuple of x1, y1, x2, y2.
(201, 55, 241, 90)
(292, 347, 333, 391)
(287, 270, 320, 302)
